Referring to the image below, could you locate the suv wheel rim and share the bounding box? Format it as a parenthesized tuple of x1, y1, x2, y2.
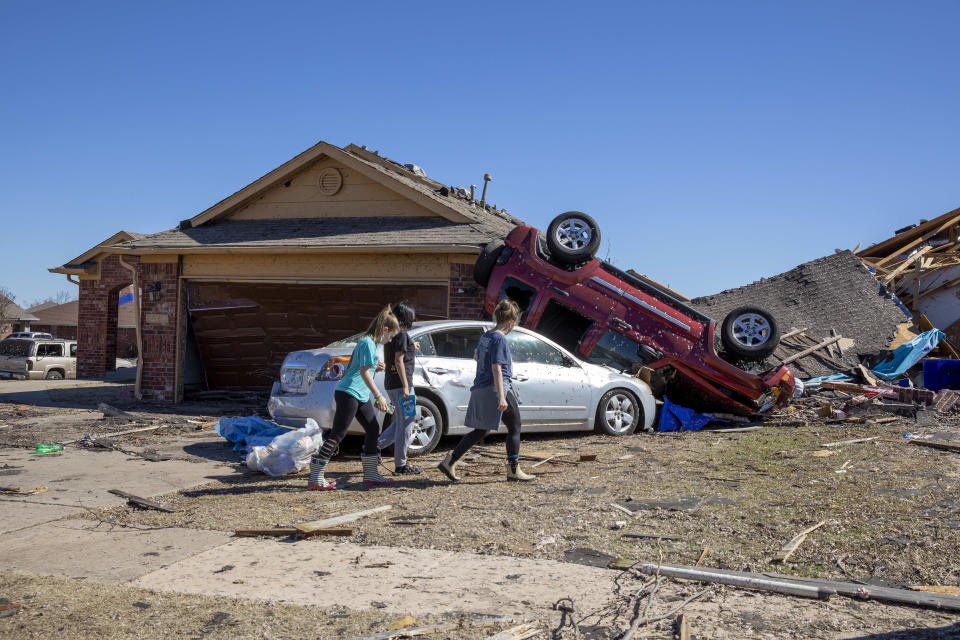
(555, 218, 593, 250)
(408, 404, 438, 454)
(732, 313, 771, 347)
(604, 393, 636, 433)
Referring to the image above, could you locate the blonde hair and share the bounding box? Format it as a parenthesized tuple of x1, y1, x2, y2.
(494, 299, 522, 326)
(366, 305, 400, 340)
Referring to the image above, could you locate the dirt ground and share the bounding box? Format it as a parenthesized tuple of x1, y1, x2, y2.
(3, 386, 960, 638)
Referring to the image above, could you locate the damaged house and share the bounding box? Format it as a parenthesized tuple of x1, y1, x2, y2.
(51, 142, 519, 402)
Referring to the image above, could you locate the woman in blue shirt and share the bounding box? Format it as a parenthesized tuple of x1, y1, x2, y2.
(308, 306, 400, 490)
(438, 299, 536, 483)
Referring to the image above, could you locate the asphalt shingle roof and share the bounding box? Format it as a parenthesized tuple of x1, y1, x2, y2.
(690, 251, 910, 378)
(115, 216, 511, 251)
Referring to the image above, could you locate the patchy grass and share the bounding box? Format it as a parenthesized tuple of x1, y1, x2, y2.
(84, 414, 960, 590)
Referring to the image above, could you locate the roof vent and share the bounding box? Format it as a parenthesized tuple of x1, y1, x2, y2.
(318, 168, 343, 196)
(404, 164, 427, 177)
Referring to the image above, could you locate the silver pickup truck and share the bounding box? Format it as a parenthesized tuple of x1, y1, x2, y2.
(0, 338, 77, 380)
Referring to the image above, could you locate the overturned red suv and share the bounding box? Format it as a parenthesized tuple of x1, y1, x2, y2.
(474, 212, 795, 417)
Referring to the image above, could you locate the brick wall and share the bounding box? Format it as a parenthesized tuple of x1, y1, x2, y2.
(77, 255, 138, 378)
(138, 261, 180, 402)
(448, 262, 487, 320)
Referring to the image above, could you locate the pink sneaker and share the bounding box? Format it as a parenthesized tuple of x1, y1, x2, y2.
(307, 480, 337, 491)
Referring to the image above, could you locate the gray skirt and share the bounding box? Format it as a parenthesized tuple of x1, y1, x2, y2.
(464, 385, 504, 431)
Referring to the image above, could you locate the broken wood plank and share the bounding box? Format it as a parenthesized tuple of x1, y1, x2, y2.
(638, 563, 834, 600)
(530, 456, 555, 468)
(882, 245, 934, 284)
(622, 533, 682, 541)
(714, 426, 761, 433)
(490, 622, 541, 640)
(0, 486, 47, 495)
(773, 521, 826, 562)
(781, 335, 844, 365)
(921, 314, 960, 359)
(696, 546, 709, 566)
(234, 527, 353, 537)
(60, 423, 168, 446)
(107, 489, 176, 513)
(780, 327, 808, 340)
(823, 436, 878, 448)
(678, 613, 691, 640)
(294, 505, 391, 533)
(579, 453, 597, 462)
(908, 585, 960, 597)
(909, 440, 960, 453)
(345, 617, 505, 640)
(610, 503, 635, 517)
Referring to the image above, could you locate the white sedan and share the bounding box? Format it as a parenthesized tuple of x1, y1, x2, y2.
(268, 320, 656, 456)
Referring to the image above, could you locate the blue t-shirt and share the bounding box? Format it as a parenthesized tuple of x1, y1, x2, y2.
(472, 330, 513, 390)
(336, 336, 379, 402)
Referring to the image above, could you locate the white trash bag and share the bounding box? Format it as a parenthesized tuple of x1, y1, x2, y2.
(246, 418, 324, 476)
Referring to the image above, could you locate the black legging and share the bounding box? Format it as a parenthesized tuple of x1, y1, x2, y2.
(316, 390, 381, 458)
(450, 390, 522, 462)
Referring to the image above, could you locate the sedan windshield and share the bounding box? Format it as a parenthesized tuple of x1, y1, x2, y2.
(325, 332, 367, 348)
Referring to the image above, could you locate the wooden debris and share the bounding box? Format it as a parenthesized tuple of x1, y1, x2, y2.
(60, 423, 168, 446)
(108, 489, 176, 513)
(714, 426, 761, 433)
(345, 617, 504, 640)
(780, 335, 845, 366)
(579, 453, 597, 462)
(490, 621, 542, 640)
(623, 533, 682, 541)
(812, 450, 835, 457)
(0, 486, 47, 495)
(98, 402, 133, 419)
(909, 440, 960, 453)
(610, 503, 635, 517)
(823, 436, 878, 448)
(678, 613, 691, 640)
(294, 505, 392, 533)
(773, 521, 827, 562)
(695, 546, 709, 567)
(235, 527, 352, 537)
(935, 390, 960, 414)
(530, 456, 555, 468)
(386, 615, 418, 631)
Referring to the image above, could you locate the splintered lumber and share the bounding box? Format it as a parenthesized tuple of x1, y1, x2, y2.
(780, 327, 808, 341)
(881, 245, 934, 284)
(909, 440, 960, 453)
(61, 423, 167, 445)
(773, 521, 827, 562)
(107, 489, 176, 513)
(696, 546, 710, 566)
(823, 436, 878, 448)
(623, 533, 682, 541)
(345, 617, 505, 640)
(678, 614, 691, 640)
(294, 505, 391, 533)
(781, 335, 844, 365)
(490, 622, 541, 640)
(579, 453, 597, 462)
(235, 527, 353, 537)
(638, 563, 834, 600)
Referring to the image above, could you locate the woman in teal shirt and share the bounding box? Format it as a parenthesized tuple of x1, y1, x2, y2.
(309, 306, 400, 490)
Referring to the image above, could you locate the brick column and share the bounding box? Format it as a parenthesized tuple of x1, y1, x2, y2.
(448, 262, 487, 320)
(77, 255, 137, 378)
(138, 261, 180, 402)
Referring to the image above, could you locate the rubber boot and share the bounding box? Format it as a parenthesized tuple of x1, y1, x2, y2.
(437, 452, 460, 482)
(307, 455, 336, 490)
(362, 454, 395, 487)
(507, 464, 536, 482)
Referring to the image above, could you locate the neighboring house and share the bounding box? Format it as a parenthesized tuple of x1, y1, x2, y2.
(51, 141, 520, 402)
(0, 296, 40, 339)
(856, 206, 960, 346)
(28, 290, 138, 357)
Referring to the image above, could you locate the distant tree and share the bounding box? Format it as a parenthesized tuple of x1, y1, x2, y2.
(0, 286, 16, 335)
(26, 290, 77, 309)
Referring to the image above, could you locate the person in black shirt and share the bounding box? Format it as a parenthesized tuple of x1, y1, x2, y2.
(376, 301, 423, 475)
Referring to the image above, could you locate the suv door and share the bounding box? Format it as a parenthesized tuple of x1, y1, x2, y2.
(505, 330, 590, 430)
(418, 326, 484, 428)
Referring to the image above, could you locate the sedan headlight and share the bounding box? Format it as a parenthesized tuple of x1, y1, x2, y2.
(318, 356, 351, 381)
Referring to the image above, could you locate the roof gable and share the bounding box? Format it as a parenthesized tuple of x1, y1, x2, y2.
(189, 141, 488, 227)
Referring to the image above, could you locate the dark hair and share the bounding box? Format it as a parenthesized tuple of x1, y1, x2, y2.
(392, 301, 415, 330)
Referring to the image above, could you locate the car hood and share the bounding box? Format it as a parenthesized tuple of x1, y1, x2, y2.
(280, 347, 355, 370)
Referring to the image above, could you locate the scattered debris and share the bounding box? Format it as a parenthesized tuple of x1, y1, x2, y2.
(909, 439, 960, 453)
(622, 533, 682, 541)
(0, 485, 47, 495)
(98, 403, 133, 420)
(772, 521, 827, 563)
(294, 505, 392, 534)
(107, 489, 177, 513)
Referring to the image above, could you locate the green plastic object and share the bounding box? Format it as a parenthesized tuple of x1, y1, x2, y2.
(34, 443, 64, 454)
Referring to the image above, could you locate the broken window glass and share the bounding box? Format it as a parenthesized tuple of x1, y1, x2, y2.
(587, 330, 642, 372)
(431, 328, 483, 359)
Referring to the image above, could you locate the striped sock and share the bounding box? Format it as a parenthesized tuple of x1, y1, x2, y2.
(507, 454, 519, 472)
(309, 455, 330, 487)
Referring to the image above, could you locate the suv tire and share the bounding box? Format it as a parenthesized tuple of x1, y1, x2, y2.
(473, 241, 505, 287)
(720, 306, 780, 360)
(547, 212, 601, 265)
(45, 370, 64, 380)
(595, 388, 642, 435)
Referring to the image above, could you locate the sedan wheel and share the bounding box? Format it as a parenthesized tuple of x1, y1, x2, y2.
(596, 389, 641, 436)
(406, 396, 443, 457)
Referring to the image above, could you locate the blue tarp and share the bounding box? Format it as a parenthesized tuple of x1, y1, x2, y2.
(803, 329, 945, 385)
(658, 397, 727, 432)
(215, 416, 289, 452)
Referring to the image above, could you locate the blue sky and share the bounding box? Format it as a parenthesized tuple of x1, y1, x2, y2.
(2, 1, 959, 305)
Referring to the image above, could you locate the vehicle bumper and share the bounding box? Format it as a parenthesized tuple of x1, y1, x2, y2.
(761, 366, 796, 412)
(267, 382, 376, 435)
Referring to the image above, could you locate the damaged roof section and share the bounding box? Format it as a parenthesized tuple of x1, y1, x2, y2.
(691, 251, 909, 377)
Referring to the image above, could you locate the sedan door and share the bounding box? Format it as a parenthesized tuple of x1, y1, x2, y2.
(415, 326, 484, 428)
(505, 330, 590, 431)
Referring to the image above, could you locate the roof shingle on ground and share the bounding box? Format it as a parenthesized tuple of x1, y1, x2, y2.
(690, 251, 910, 378)
(115, 216, 510, 251)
